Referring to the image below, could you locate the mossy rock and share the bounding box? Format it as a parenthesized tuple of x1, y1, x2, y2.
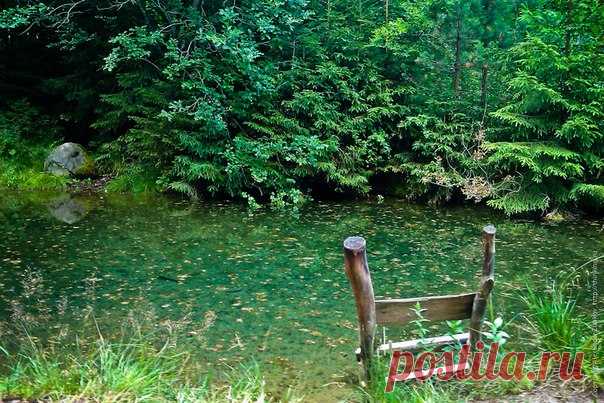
(44, 143, 95, 177)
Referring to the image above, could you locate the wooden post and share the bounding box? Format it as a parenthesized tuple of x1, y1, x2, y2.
(343, 236, 376, 380)
(469, 225, 496, 348)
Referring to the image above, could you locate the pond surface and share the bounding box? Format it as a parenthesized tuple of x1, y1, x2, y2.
(0, 192, 602, 399)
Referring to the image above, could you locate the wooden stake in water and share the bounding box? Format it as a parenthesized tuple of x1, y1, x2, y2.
(469, 225, 496, 348)
(343, 236, 376, 381)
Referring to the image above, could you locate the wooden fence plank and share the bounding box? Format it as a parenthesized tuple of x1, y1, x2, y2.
(377, 332, 469, 353)
(355, 333, 469, 359)
(375, 292, 476, 325)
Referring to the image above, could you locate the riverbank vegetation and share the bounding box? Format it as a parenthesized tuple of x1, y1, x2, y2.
(0, 329, 284, 402)
(1, 271, 600, 402)
(1, 1, 603, 215)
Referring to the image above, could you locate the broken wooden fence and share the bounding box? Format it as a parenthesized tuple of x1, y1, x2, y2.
(343, 225, 496, 380)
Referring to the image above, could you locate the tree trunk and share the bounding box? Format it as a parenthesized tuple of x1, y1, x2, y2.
(384, 0, 389, 23)
(564, 0, 573, 56)
(480, 63, 488, 111)
(453, 9, 462, 94)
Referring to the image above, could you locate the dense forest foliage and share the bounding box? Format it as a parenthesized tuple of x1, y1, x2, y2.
(0, 0, 603, 214)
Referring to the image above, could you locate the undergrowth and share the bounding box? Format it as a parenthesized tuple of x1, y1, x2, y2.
(0, 100, 69, 191)
(0, 161, 69, 191)
(105, 165, 162, 194)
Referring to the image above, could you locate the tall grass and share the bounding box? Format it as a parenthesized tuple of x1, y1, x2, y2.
(358, 357, 458, 403)
(0, 306, 301, 403)
(522, 282, 578, 352)
(0, 335, 280, 402)
(579, 331, 604, 388)
(523, 281, 603, 388)
(2, 335, 185, 401)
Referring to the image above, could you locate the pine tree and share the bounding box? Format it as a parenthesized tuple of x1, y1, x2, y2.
(488, 0, 604, 214)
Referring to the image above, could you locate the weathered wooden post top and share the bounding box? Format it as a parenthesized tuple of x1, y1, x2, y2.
(343, 225, 496, 380)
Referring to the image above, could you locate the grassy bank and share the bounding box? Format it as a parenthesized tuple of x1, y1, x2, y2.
(0, 339, 281, 402)
(1, 277, 600, 402)
(0, 316, 302, 403)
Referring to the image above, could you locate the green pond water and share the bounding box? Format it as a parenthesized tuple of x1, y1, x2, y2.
(0, 192, 602, 399)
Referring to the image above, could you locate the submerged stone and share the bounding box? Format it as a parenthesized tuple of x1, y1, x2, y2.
(44, 142, 94, 177)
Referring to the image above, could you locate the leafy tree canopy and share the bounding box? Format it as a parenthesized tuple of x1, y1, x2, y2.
(0, 0, 602, 215)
